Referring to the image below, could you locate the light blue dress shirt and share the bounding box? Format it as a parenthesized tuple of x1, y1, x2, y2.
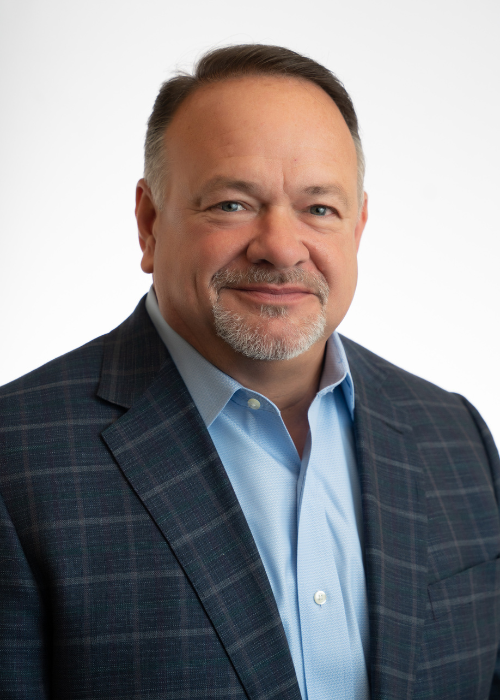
(146, 287, 370, 700)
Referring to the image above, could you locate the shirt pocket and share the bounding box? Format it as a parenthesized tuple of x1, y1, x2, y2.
(428, 556, 500, 620)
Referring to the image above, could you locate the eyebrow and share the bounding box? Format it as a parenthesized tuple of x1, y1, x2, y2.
(302, 184, 350, 207)
(193, 176, 351, 208)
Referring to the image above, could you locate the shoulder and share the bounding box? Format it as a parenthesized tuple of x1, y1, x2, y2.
(0, 299, 143, 447)
(0, 333, 115, 483)
(0, 331, 118, 513)
(340, 333, 500, 493)
(341, 333, 470, 409)
(0, 295, 170, 459)
(0, 333, 107, 416)
(0, 295, 157, 417)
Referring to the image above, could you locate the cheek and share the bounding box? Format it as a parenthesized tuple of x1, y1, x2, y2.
(316, 241, 359, 320)
(313, 239, 357, 287)
(152, 232, 193, 308)
(196, 227, 249, 276)
(155, 226, 244, 302)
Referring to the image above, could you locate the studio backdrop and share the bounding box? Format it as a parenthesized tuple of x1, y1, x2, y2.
(0, 0, 498, 443)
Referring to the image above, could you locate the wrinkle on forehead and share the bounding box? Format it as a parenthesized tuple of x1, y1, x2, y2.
(191, 174, 352, 210)
(164, 75, 359, 206)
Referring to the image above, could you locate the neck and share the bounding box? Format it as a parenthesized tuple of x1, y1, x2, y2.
(192, 328, 326, 458)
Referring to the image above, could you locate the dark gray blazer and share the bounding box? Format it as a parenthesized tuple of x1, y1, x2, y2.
(1, 296, 499, 699)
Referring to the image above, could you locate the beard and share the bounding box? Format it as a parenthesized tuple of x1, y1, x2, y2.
(209, 267, 329, 361)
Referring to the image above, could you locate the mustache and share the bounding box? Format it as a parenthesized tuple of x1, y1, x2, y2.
(210, 267, 329, 305)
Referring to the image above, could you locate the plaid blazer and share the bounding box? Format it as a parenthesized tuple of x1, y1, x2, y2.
(1, 296, 499, 700)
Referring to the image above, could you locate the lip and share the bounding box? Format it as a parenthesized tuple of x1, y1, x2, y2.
(222, 285, 316, 304)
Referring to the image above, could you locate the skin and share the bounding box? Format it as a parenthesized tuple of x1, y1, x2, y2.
(136, 75, 368, 456)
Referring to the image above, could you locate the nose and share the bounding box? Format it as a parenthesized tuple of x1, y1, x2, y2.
(245, 206, 309, 269)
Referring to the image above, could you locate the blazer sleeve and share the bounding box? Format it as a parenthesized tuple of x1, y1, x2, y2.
(0, 489, 50, 698)
(454, 395, 500, 699)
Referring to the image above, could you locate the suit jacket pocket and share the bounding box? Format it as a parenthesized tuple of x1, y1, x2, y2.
(428, 556, 500, 620)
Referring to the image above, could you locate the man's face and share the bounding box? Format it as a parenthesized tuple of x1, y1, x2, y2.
(137, 75, 367, 367)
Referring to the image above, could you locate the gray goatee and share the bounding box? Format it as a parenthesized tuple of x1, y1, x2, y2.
(210, 268, 329, 361)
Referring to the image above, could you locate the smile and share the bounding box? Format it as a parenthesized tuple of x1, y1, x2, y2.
(222, 285, 318, 305)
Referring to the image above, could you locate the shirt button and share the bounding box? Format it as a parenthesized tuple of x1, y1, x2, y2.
(247, 398, 261, 410)
(314, 590, 327, 605)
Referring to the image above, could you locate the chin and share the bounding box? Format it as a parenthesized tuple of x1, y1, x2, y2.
(212, 303, 327, 361)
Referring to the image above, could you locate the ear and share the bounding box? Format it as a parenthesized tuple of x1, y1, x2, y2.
(354, 192, 368, 253)
(135, 179, 158, 274)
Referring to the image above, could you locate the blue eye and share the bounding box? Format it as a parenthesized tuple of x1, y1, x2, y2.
(309, 205, 330, 216)
(219, 201, 243, 212)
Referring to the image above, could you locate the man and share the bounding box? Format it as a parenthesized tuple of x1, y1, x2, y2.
(1, 44, 499, 700)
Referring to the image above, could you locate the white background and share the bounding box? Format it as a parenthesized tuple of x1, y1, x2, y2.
(1, 0, 499, 444)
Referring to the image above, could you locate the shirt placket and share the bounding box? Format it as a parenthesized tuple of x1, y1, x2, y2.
(296, 393, 353, 700)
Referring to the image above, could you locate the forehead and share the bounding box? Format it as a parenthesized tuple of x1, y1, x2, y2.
(163, 75, 357, 193)
(174, 74, 343, 120)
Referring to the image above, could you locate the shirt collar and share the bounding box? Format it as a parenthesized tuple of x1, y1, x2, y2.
(145, 285, 355, 426)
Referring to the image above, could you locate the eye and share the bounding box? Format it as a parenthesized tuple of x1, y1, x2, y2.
(214, 201, 245, 213)
(309, 204, 334, 216)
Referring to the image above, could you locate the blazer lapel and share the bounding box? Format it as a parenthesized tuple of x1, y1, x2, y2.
(98, 299, 302, 700)
(343, 337, 428, 700)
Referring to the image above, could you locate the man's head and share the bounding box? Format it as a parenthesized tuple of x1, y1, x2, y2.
(136, 45, 368, 370)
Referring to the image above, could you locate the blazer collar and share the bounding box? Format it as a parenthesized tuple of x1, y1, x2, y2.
(97, 296, 169, 408)
(342, 336, 428, 700)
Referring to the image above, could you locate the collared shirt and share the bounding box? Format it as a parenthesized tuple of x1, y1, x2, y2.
(146, 287, 370, 700)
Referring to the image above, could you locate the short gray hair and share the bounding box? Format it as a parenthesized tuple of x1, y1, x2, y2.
(144, 44, 365, 210)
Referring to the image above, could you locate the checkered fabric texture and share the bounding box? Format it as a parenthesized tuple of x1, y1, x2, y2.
(1, 296, 499, 700)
